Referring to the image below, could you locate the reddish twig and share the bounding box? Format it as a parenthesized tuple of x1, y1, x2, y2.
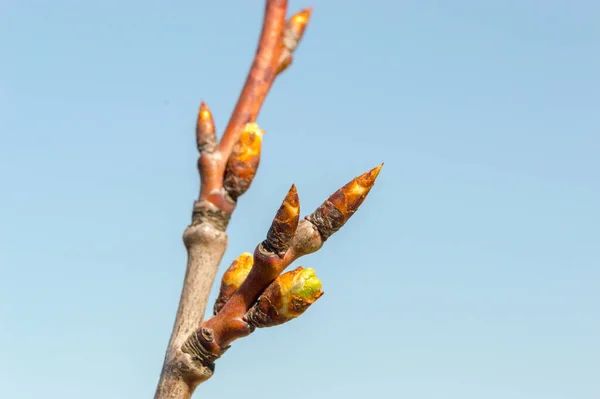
(218, 0, 288, 157)
(197, 0, 289, 216)
(195, 1, 314, 221)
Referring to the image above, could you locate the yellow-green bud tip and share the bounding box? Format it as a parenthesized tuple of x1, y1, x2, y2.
(290, 267, 322, 299)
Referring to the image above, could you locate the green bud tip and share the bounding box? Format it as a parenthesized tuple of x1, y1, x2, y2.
(290, 267, 322, 299)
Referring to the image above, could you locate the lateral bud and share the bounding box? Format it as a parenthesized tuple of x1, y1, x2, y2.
(213, 253, 254, 315)
(245, 266, 323, 328)
(263, 184, 300, 255)
(196, 101, 217, 153)
(223, 122, 264, 201)
(277, 8, 312, 75)
(307, 164, 383, 241)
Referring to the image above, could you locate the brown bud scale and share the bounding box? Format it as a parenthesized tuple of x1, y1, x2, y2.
(264, 184, 300, 255)
(307, 164, 383, 241)
(182, 327, 221, 370)
(245, 266, 323, 328)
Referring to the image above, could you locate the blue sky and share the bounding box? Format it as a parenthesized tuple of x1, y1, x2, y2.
(1, 1, 599, 398)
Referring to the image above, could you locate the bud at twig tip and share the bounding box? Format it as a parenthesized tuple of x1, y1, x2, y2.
(196, 101, 216, 153)
(290, 8, 312, 32)
(307, 164, 383, 241)
(277, 8, 313, 75)
(264, 184, 300, 255)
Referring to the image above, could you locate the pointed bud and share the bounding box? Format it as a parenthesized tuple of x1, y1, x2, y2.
(213, 253, 254, 315)
(245, 266, 323, 328)
(263, 184, 300, 255)
(277, 8, 312, 75)
(223, 122, 264, 201)
(196, 101, 217, 153)
(307, 164, 383, 241)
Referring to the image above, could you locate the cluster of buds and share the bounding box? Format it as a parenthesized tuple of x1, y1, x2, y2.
(215, 255, 324, 328)
(196, 103, 265, 205)
(307, 164, 383, 241)
(184, 164, 382, 367)
(186, 3, 382, 365)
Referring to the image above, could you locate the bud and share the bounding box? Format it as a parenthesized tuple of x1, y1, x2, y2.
(223, 122, 264, 201)
(263, 184, 300, 255)
(277, 8, 312, 75)
(196, 101, 217, 153)
(245, 266, 323, 328)
(213, 253, 254, 315)
(307, 164, 383, 241)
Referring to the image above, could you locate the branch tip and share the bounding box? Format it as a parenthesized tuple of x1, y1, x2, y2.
(264, 184, 300, 255)
(307, 164, 383, 241)
(196, 101, 217, 153)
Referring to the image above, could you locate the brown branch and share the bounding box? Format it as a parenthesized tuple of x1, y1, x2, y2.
(154, 2, 306, 398)
(218, 0, 288, 157)
(197, 0, 289, 213)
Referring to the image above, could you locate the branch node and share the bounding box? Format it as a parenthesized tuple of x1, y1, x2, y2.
(191, 200, 231, 232)
(182, 328, 221, 371)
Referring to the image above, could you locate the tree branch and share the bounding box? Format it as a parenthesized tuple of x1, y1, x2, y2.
(199, 0, 289, 213)
(154, 1, 312, 398)
(153, 3, 383, 399)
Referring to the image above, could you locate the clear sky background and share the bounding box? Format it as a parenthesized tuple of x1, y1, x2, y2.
(1, 1, 599, 398)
